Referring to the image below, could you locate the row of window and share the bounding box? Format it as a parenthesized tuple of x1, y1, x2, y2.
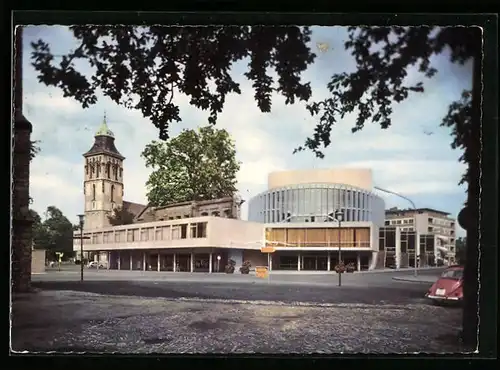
(83, 222, 208, 245)
(428, 217, 455, 228)
(86, 161, 123, 180)
(379, 228, 454, 253)
(385, 218, 414, 226)
(428, 226, 455, 236)
(249, 185, 383, 223)
(86, 182, 118, 201)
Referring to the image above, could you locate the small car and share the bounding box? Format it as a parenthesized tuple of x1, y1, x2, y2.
(87, 261, 107, 269)
(425, 265, 464, 304)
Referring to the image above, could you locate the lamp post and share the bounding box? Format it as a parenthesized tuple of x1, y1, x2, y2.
(217, 255, 221, 273)
(78, 214, 85, 282)
(374, 186, 418, 277)
(334, 209, 344, 287)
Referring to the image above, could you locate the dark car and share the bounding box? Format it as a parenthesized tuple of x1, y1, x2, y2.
(425, 265, 464, 305)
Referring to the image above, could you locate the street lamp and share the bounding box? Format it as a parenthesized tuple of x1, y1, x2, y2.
(334, 209, 344, 287)
(217, 255, 221, 272)
(374, 186, 419, 277)
(78, 214, 85, 282)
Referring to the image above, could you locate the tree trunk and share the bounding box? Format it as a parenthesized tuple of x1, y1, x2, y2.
(461, 52, 481, 349)
(12, 26, 34, 293)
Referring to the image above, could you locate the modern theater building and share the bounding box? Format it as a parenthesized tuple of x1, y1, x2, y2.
(247, 169, 386, 271)
(74, 119, 455, 273)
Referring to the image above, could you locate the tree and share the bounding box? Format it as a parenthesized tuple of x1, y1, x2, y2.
(30, 26, 315, 141)
(29, 25, 482, 347)
(142, 126, 240, 206)
(31, 206, 74, 260)
(455, 237, 467, 265)
(30, 140, 40, 161)
(108, 206, 136, 226)
(30, 209, 50, 250)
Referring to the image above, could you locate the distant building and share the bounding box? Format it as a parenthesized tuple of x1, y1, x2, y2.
(380, 207, 457, 268)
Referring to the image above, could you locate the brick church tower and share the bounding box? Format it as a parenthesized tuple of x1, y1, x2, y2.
(83, 115, 125, 230)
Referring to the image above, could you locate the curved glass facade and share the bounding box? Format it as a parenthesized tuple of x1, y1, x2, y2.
(248, 183, 385, 225)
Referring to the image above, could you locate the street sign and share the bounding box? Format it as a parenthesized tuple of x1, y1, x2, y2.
(255, 266, 269, 279)
(261, 246, 275, 253)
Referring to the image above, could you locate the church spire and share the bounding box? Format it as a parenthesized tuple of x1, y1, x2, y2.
(95, 111, 114, 138)
(83, 113, 124, 160)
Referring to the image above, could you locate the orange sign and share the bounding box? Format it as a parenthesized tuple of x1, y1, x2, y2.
(255, 266, 269, 278)
(261, 247, 275, 253)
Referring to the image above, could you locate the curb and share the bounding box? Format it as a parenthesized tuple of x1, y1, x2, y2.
(392, 276, 436, 284)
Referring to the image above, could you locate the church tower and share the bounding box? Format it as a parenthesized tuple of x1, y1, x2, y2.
(83, 114, 125, 230)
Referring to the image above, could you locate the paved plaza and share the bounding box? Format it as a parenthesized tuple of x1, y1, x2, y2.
(11, 267, 468, 354)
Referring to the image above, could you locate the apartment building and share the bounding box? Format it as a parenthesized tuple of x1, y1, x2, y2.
(384, 207, 457, 265)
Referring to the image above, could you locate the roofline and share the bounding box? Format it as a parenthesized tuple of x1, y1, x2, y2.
(385, 207, 451, 216)
(83, 151, 125, 160)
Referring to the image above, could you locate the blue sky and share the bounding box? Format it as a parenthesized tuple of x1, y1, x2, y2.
(23, 26, 471, 235)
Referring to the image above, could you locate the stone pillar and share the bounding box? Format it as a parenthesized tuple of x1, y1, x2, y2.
(297, 253, 301, 271)
(117, 252, 121, 270)
(395, 227, 401, 269)
(327, 251, 331, 271)
(357, 253, 361, 271)
(129, 253, 132, 270)
(12, 26, 33, 293)
(143, 252, 146, 271)
(157, 252, 161, 272)
(107, 252, 110, 269)
(190, 252, 194, 272)
(209, 252, 213, 273)
(173, 253, 176, 272)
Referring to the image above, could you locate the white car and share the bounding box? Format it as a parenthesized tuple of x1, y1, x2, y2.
(87, 261, 107, 269)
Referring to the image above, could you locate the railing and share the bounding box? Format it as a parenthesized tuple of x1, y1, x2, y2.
(266, 241, 371, 248)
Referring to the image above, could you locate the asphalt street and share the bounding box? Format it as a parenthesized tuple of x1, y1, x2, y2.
(31, 267, 444, 306)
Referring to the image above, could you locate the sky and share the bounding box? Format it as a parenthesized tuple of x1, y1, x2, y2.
(22, 26, 471, 236)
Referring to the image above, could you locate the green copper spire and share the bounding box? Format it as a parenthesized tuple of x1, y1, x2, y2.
(95, 112, 114, 137)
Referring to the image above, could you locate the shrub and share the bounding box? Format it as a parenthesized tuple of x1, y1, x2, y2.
(334, 262, 345, 274)
(239, 260, 252, 274)
(346, 262, 356, 273)
(225, 259, 236, 274)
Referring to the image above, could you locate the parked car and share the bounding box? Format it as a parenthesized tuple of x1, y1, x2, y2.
(425, 265, 464, 305)
(87, 261, 107, 269)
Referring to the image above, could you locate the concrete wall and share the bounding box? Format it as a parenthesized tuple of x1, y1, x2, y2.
(31, 249, 46, 274)
(74, 217, 264, 252)
(268, 168, 373, 191)
(208, 217, 264, 249)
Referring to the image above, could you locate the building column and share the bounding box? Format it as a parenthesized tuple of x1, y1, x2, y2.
(327, 251, 331, 271)
(143, 252, 146, 271)
(190, 252, 194, 272)
(395, 227, 401, 269)
(297, 252, 301, 271)
(117, 251, 121, 270)
(209, 252, 213, 273)
(157, 252, 161, 272)
(129, 253, 132, 270)
(269, 254, 273, 271)
(357, 253, 361, 271)
(107, 252, 110, 269)
(173, 253, 176, 272)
